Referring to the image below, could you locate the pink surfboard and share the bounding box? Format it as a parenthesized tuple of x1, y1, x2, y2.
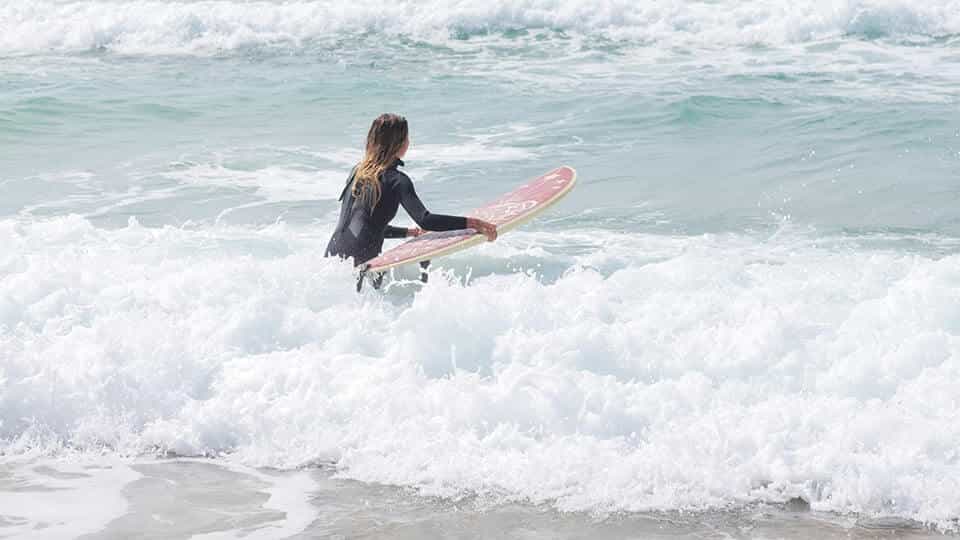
(363, 166, 577, 273)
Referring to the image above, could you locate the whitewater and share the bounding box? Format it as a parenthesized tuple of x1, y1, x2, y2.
(2, 0, 960, 537)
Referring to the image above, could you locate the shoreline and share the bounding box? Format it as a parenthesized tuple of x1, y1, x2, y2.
(2, 457, 952, 539)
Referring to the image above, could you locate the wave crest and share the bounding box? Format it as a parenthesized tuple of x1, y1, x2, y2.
(3, 0, 959, 54)
(3, 216, 960, 528)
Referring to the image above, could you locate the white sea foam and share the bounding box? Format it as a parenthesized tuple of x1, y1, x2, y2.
(187, 459, 317, 539)
(157, 162, 346, 202)
(316, 139, 534, 169)
(2, 0, 959, 54)
(2, 215, 960, 528)
(0, 457, 141, 538)
(414, 142, 535, 165)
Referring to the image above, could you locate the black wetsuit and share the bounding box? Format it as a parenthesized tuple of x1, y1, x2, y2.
(325, 159, 467, 266)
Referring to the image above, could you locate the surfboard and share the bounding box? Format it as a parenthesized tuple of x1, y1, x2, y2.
(362, 166, 577, 273)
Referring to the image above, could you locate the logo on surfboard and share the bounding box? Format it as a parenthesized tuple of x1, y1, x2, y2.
(473, 200, 539, 223)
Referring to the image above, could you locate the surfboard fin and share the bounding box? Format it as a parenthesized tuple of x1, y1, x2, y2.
(356, 267, 368, 293)
(419, 260, 430, 283)
(356, 265, 385, 292)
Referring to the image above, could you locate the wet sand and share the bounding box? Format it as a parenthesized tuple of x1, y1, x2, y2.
(1, 458, 952, 539)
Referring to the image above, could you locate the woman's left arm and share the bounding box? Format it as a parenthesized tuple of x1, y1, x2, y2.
(384, 225, 409, 238)
(397, 176, 468, 232)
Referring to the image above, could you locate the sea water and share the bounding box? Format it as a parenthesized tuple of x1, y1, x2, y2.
(2, 0, 960, 537)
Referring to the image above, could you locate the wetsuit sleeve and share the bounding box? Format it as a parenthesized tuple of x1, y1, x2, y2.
(397, 175, 468, 231)
(384, 225, 408, 238)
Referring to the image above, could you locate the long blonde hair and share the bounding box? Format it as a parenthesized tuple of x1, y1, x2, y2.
(352, 113, 408, 209)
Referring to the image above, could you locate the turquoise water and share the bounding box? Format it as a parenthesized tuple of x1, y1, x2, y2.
(4, 1, 960, 534)
(5, 12, 959, 237)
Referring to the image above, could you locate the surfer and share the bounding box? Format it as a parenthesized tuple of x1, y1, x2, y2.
(325, 113, 497, 269)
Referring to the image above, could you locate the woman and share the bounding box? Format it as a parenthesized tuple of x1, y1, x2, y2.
(326, 113, 497, 271)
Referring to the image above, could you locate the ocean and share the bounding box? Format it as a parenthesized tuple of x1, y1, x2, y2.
(2, 0, 960, 537)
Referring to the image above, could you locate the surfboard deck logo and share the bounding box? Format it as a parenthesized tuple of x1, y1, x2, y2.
(363, 166, 577, 273)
